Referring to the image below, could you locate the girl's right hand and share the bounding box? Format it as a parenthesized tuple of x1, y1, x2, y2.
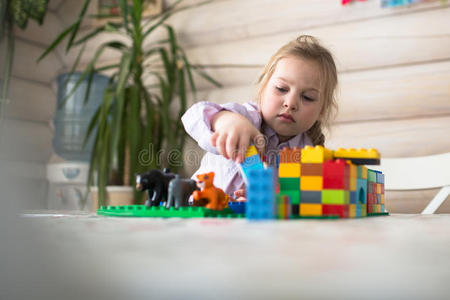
(210, 111, 265, 163)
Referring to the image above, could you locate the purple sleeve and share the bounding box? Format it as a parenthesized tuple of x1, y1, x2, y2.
(181, 101, 262, 153)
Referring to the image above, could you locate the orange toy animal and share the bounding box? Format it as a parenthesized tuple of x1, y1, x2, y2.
(193, 172, 229, 211)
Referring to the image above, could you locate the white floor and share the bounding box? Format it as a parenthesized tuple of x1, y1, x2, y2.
(3, 212, 450, 300)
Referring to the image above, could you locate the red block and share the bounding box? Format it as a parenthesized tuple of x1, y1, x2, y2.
(323, 159, 349, 189)
(381, 184, 385, 194)
(323, 204, 349, 218)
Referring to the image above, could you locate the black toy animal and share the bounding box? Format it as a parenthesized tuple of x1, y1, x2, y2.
(136, 168, 176, 207)
(166, 175, 199, 209)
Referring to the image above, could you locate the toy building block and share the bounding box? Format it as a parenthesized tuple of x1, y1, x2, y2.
(349, 164, 357, 191)
(299, 203, 322, 216)
(301, 145, 333, 163)
(349, 204, 356, 218)
(279, 147, 302, 163)
(333, 148, 380, 165)
(376, 184, 382, 194)
(300, 176, 323, 191)
(350, 191, 357, 204)
(376, 172, 385, 184)
(323, 159, 349, 190)
(228, 201, 246, 214)
(277, 195, 291, 219)
(300, 191, 322, 203)
(279, 190, 300, 205)
(367, 169, 378, 183)
(301, 163, 323, 176)
(97, 205, 242, 218)
(279, 177, 300, 190)
(322, 190, 349, 205)
(279, 163, 301, 177)
(246, 168, 276, 220)
(356, 178, 368, 205)
(357, 165, 368, 179)
(239, 145, 265, 185)
(322, 204, 349, 218)
(193, 172, 229, 211)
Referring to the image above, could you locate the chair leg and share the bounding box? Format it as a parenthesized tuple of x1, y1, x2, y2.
(421, 186, 450, 214)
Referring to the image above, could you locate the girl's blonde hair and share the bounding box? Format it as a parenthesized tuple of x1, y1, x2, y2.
(256, 35, 338, 146)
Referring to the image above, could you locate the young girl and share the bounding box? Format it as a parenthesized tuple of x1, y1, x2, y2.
(182, 35, 338, 200)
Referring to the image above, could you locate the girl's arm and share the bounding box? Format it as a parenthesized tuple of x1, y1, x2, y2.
(211, 110, 264, 163)
(182, 101, 264, 160)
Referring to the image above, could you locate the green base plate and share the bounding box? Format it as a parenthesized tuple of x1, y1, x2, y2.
(97, 205, 244, 218)
(367, 212, 390, 217)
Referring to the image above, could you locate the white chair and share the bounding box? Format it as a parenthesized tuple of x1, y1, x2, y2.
(370, 152, 450, 214)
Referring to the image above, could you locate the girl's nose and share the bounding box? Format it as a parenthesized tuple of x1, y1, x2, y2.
(283, 94, 298, 111)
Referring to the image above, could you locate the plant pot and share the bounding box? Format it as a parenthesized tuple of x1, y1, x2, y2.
(91, 186, 134, 212)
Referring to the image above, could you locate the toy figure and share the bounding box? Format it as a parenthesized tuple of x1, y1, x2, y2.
(192, 172, 229, 211)
(166, 175, 199, 209)
(136, 168, 176, 207)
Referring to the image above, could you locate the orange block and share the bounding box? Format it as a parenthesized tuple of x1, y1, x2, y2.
(300, 203, 322, 216)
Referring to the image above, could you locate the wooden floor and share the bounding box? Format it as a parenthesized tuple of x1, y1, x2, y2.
(5, 212, 450, 300)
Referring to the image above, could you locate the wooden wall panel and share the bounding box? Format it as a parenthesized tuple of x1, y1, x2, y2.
(6, 39, 62, 84)
(169, 0, 449, 47)
(5, 78, 55, 122)
(185, 7, 450, 71)
(0, 119, 52, 163)
(191, 60, 450, 122)
(325, 115, 450, 157)
(14, 12, 63, 46)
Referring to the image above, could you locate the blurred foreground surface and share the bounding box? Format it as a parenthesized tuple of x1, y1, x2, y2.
(2, 209, 450, 300)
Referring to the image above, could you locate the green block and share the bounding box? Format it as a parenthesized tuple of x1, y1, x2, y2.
(367, 169, 377, 183)
(97, 205, 243, 218)
(279, 177, 300, 190)
(279, 190, 300, 204)
(322, 190, 349, 204)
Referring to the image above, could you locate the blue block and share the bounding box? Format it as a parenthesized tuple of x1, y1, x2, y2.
(240, 154, 264, 185)
(246, 168, 275, 220)
(356, 178, 367, 205)
(350, 191, 357, 204)
(376, 172, 385, 184)
(381, 204, 386, 212)
(228, 201, 246, 214)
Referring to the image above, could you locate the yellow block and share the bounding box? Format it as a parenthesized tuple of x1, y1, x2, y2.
(279, 163, 301, 178)
(349, 164, 357, 178)
(301, 145, 333, 163)
(376, 183, 382, 194)
(380, 194, 385, 204)
(350, 177, 357, 191)
(333, 148, 380, 159)
(300, 176, 323, 191)
(300, 203, 322, 216)
(245, 145, 258, 158)
(349, 204, 356, 218)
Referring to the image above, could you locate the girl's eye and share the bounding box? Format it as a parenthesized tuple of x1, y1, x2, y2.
(276, 86, 287, 93)
(303, 95, 315, 102)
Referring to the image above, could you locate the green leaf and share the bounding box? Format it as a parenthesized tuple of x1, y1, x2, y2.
(38, 22, 77, 62)
(118, 0, 130, 34)
(192, 66, 222, 88)
(66, 0, 91, 51)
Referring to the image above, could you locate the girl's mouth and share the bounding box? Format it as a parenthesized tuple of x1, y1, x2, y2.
(278, 113, 295, 123)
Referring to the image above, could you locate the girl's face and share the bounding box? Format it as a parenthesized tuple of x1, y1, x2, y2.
(260, 56, 323, 143)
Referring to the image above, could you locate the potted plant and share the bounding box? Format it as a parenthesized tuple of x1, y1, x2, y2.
(39, 0, 220, 208)
(0, 0, 49, 119)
